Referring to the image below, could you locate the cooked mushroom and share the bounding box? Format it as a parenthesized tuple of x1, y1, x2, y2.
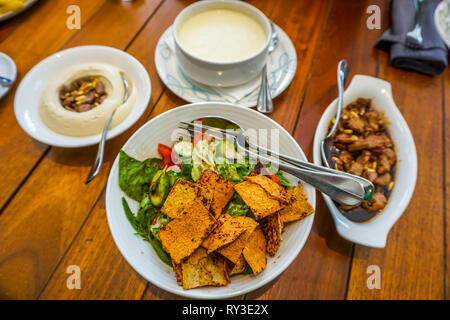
(327, 98, 396, 218)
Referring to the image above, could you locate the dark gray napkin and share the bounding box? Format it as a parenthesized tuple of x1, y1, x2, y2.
(376, 0, 448, 76)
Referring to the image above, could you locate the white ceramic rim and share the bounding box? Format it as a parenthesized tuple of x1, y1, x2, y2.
(173, 0, 271, 65)
(105, 101, 315, 299)
(0, 52, 17, 100)
(0, 0, 39, 22)
(434, 1, 450, 48)
(312, 75, 417, 248)
(13, 45, 151, 148)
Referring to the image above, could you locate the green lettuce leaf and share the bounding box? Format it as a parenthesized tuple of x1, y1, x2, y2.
(227, 193, 254, 219)
(217, 162, 254, 184)
(239, 265, 254, 275)
(122, 196, 172, 266)
(176, 163, 194, 182)
(119, 150, 161, 202)
(275, 170, 294, 188)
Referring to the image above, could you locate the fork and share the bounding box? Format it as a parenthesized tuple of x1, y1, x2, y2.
(177, 121, 369, 207)
(405, 0, 428, 49)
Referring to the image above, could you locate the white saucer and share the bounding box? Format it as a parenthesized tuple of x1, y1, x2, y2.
(14, 45, 151, 148)
(435, 1, 450, 48)
(0, 52, 17, 100)
(155, 24, 297, 108)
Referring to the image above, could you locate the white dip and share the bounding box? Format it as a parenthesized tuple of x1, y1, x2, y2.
(39, 63, 136, 137)
(178, 9, 267, 63)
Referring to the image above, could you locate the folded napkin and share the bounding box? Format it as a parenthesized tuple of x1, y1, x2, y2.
(375, 0, 448, 76)
(164, 27, 262, 103)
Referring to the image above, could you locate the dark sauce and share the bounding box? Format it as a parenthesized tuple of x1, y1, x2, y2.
(339, 165, 395, 223)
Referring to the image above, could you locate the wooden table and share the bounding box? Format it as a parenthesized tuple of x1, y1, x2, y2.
(0, 0, 447, 300)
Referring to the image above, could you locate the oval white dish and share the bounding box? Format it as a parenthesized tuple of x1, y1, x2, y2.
(312, 75, 417, 248)
(14, 45, 151, 148)
(106, 102, 315, 299)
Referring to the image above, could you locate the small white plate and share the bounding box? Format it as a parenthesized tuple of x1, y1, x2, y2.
(14, 45, 151, 148)
(0, 0, 39, 22)
(106, 102, 315, 299)
(155, 24, 297, 108)
(0, 52, 17, 99)
(434, 1, 450, 48)
(312, 75, 417, 248)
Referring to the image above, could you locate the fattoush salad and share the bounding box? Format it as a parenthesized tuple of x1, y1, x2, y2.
(119, 119, 314, 290)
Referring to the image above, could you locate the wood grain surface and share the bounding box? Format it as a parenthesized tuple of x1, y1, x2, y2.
(0, 0, 447, 300)
(445, 68, 450, 299)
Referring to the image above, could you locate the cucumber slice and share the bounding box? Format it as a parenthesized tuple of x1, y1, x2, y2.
(173, 140, 193, 157)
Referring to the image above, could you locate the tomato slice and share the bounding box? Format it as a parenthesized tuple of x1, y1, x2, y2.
(269, 172, 280, 184)
(193, 131, 212, 147)
(157, 143, 173, 168)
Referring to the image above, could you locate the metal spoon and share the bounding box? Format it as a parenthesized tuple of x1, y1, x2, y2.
(320, 59, 374, 200)
(179, 116, 368, 207)
(0, 75, 13, 87)
(85, 74, 129, 184)
(256, 22, 278, 114)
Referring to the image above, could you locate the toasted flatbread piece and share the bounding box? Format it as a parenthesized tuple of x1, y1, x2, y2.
(279, 183, 315, 224)
(159, 199, 217, 264)
(230, 254, 247, 275)
(173, 262, 183, 286)
(202, 213, 247, 253)
(217, 217, 258, 263)
(234, 181, 285, 220)
(244, 175, 292, 204)
(261, 213, 282, 257)
(197, 169, 235, 217)
(249, 160, 268, 176)
(181, 247, 229, 289)
(243, 227, 267, 275)
(161, 179, 207, 219)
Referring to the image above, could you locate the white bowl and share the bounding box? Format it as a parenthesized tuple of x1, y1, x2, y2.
(0, 52, 17, 100)
(173, 0, 271, 87)
(106, 102, 315, 299)
(14, 45, 151, 148)
(312, 75, 417, 248)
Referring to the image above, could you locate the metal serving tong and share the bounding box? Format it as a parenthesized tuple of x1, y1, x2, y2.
(177, 120, 373, 207)
(321, 60, 374, 200)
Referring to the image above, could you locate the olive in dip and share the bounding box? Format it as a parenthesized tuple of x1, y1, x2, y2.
(328, 98, 396, 222)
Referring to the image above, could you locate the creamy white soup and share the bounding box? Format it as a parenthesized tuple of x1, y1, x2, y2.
(178, 9, 267, 63)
